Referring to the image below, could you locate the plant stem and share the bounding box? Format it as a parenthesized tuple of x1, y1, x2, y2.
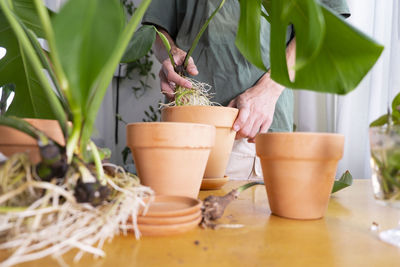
(183, 0, 226, 69)
(66, 119, 81, 163)
(89, 141, 105, 185)
(154, 28, 177, 68)
(237, 181, 264, 193)
(0, 116, 49, 144)
(32, 0, 72, 105)
(0, 0, 67, 135)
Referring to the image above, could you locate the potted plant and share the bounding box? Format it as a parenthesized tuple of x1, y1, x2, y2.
(236, 0, 383, 219)
(0, 0, 156, 264)
(369, 92, 400, 205)
(141, 0, 240, 187)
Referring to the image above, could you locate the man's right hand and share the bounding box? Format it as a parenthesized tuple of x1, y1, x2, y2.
(153, 29, 198, 100)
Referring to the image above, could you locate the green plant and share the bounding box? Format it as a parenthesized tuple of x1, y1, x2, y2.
(236, 0, 383, 95)
(369, 92, 400, 200)
(0, 0, 154, 264)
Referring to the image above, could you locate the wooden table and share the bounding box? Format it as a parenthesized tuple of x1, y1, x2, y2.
(8, 180, 400, 266)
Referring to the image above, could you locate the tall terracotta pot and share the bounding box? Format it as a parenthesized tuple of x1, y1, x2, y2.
(126, 122, 215, 198)
(161, 106, 238, 179)
(0, 119, 65, 164)
(256, 132, 344, 220)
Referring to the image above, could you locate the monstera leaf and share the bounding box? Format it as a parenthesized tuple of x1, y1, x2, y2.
(236, 0, 384, 95)
(0, 0, 55, 118)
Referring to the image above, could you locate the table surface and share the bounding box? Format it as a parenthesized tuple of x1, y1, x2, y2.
(5, 179, 400, 267)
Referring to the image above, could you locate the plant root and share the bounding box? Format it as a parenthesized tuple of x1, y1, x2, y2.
(160, 77, 219, 107)
(0, 154, 153, 267)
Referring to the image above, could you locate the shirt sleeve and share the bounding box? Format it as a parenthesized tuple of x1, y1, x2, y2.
(142, 0, 178, 38)
(319, 0, 351, 18)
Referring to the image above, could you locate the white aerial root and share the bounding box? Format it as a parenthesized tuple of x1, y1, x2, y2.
(160, 77, 220, 107)
(0, 154, 153, 267)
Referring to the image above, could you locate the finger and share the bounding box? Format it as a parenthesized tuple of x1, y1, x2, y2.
(162, 60, 192, 88)
(248, 118, 263, 140)
(159, 71, 175, 100)
(237, 115, 256, 140)
(259, 118, 273, 134)
(249, 119, 273, 143)
(233, 105, 250, 132)
(186, 57, 199, 76)
(227, 98, 237, 108)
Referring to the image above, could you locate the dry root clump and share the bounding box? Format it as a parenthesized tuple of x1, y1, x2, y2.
(200, 182, 264, 229)
(0, 153, 153, 267)
(201, 189, 240, 229)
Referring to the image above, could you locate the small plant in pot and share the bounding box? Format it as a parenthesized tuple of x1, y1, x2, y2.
(0, 0, 155, 264)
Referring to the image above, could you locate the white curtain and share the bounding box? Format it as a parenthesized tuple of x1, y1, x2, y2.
(294, 0, 400, 179)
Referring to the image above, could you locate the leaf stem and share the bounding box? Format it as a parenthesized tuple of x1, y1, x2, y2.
(32, 0, 72, 103)
(155, 28, 177, 69)
(237, 181, 264, 193)
(89, 141, 105, 185)
(183, 0, 226, 69)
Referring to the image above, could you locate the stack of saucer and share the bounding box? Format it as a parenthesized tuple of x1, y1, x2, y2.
(137, 195, 202, 236)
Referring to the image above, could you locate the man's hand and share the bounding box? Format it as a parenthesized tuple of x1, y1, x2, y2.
(159, 46, 198, 100)
(228, 73, 284, 143)
(228, 38, 296, 142)
(153, 28, 198, 100)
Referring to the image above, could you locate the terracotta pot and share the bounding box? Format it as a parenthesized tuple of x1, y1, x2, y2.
(126, 122, 215, 197)
(256, 132, 344, 220)
(0, 119, 65, 164)
(161, 106, 238, 179)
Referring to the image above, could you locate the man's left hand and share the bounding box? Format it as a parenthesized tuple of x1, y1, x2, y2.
(228, 73, 285, 143)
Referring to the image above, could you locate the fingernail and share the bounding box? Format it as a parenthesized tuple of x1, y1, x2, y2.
(233, 124, 239, 131)
(185, 82, 192, 88)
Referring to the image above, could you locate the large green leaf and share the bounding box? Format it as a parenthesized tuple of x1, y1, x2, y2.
(236, 0, 384, 95)
(0, 1, 54, 119)
(51, 0, 126, 111)
(332, 170, 353, 194)
(236, 0, 266, 71)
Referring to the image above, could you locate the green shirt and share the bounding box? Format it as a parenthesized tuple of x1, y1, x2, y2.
(142, 0, 349, 132)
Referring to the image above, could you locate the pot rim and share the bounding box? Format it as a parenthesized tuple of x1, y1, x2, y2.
(257, 132, 344, 138)
(161, 105, 238, 112)
(126, 121, 215, 128)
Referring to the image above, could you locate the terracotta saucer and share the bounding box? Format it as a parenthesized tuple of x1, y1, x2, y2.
(138, 210, 202, 225)
(139, 195, 202, 217)
(200, 176, 229, 190)
(138, 215, 202, 236)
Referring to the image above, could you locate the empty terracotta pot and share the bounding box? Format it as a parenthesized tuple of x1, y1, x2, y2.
(161, 106, 238, 179)
(126, 122, 215, 198)
(256, 132, 345, 220)
(0, 119, 65, 164)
